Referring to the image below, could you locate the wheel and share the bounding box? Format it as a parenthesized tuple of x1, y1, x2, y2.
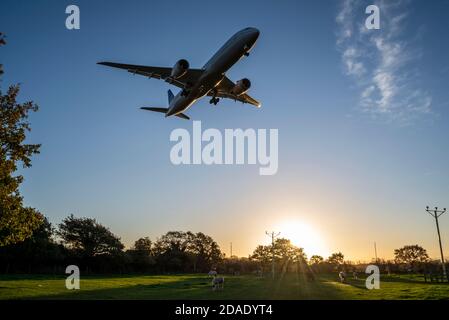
(210, 97, 219, 105)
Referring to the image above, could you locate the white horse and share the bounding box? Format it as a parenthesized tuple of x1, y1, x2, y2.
(339, 271, 347, 283)
(212, 276, 224, 290)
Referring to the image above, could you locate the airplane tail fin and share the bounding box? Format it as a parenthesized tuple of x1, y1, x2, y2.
(141, 90, 189, 120)
(168, 90, 174, 104)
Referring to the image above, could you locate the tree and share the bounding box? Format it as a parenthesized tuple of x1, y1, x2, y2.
(188, 232, 223, 272)
(0, 32, 43, 246)
(57, 214, 124, 257)
(133, 237, 152, 253)
(126, 237, 154, 272)
(250, 245, 272, 265)
(153, 231, 194, 272)
(394, 245, 429, 266)
(250, 238, 307, 274)
(0, 33, 4, 76)
(153, 231, 190, 254)
(273, 238, 307, 263)
(327, 252, 344, 265)
(152, 231, 223, 272)
(0, 217, 65, 273)
(310, 255, 324, 265)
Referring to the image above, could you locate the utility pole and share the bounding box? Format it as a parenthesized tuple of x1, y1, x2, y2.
(266, 231, 280, 280)
(230, 242, 233, 258)
(426, 206, 447, 279)
(374, 242, 378, 264)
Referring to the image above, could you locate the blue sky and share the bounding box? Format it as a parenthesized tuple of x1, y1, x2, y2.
(1, 0, 449, 260)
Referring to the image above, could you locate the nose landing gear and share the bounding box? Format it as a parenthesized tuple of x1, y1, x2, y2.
(243, 44, 250, 56)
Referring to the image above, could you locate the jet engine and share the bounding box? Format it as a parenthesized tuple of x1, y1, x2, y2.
(170, 59, 189, 79)
(231, 78, 251, 96)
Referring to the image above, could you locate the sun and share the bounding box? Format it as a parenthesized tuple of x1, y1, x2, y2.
(275, 221, 327, 258)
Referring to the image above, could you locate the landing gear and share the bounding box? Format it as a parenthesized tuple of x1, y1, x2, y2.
(181, 82, 193, 97)
(243, 44, 250, 57)
(209, 97, 220, 105)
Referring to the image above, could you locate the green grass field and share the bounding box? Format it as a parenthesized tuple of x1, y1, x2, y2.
(1, 273, 448, 300)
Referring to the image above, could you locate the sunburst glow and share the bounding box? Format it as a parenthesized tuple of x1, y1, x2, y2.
(275, 221, 328, 258)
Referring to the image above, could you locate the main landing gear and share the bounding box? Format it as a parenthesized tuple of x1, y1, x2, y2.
(181, 83, 193, 97)
(209, 97, 220, 105)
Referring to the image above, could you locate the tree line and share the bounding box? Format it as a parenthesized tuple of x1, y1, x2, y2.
(0, 214, 224, 274)
(0, 212, 443, 275)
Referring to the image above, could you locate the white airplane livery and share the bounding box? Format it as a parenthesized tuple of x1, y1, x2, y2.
(98, 27, 261, 120)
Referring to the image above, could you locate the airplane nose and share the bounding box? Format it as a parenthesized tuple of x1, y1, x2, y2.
(250, 28, 260, 41)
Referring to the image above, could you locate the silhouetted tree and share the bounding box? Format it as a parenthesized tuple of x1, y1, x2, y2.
(188, 232, 223, 272)
(134, 237, 152, 253)
(327, 252, 345, 265)
(273, 238, 307, 262)
(0, 32, 43, 246)
(153, 231, 194, 272)
(152, 231, 223, 272)
(310, 255, 324, 265)
(394, 245, 429, 269)
(250, 245, 271, 266)
(272, 238, 307, 273)
(0, 217, 65, 273)
(57, 214, 124, 258)
(126, 237, 155, 272)
(250, 238, 307, 274)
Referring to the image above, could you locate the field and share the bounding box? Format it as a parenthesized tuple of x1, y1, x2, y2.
(1, 273, 448, 300)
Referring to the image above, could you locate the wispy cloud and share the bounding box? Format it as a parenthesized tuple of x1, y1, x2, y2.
(336, 0, 431, 124)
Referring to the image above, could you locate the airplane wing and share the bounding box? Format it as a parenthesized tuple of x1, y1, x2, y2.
(210, 76, 261, 108)
(97, 62, 204, 90)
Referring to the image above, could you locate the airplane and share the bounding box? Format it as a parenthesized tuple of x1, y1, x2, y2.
(97, 27, 261, 120)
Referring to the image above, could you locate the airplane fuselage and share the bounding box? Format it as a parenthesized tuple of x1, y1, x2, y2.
(166, 27, 260, 117)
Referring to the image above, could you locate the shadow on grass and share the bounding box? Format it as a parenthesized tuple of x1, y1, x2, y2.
(9, 274, 351, 300)
(0, 274, 178, 282)
(380, 275, 449, 285)
(6, 273, 442, 300)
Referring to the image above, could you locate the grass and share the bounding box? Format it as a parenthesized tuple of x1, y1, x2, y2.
(0, 273, 448, 300)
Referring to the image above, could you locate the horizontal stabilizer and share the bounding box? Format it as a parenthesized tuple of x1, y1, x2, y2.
(174, 113, 190, 120)
(140, 107, 190, 120)
(140, 107, 168, 113)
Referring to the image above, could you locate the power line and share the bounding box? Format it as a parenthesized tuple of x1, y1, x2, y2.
(426, 206, 447, 280)
(266, 231, 280, 280)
